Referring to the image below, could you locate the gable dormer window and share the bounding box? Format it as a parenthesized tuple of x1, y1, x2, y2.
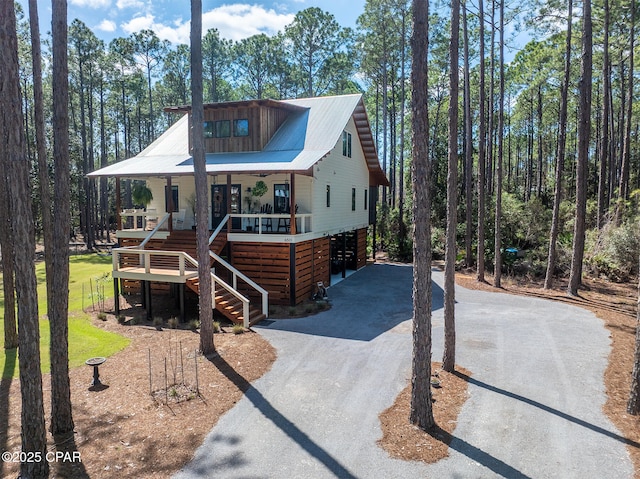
(215, 120, 230, 138)
(342, 131, 352, 158)
(234, 119, 249, 137)
(204, 120, 230, 138)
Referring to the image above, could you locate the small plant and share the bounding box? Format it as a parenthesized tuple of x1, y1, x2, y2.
(117, 314, 126, 324)
(153, 317, 164, 330)
(129, 316, 138, 326)
(169, 386, 179, 398)
(304, 305, 314, 314)
(168, 317, 179, 329)
(288, 307, 297, 317)
(232, 324, 244, 335)
(212, 320, 221, 333)
(97, 312, 107, 321)
(188, 319, 200, 331)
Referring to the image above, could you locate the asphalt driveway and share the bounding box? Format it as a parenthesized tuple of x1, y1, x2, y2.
(175, 264, 633, 479)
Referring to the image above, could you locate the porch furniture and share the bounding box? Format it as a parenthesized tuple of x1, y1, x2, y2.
(277, 204, 298, 232)
(254, 204, 273, 232)
(173, 208, 186, 229)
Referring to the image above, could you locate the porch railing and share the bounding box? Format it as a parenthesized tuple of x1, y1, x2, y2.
(229, 213, 312, 234)
(120, 209, 164, 231)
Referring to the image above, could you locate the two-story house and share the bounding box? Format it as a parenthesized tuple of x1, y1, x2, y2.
(89, 94, 388, 326)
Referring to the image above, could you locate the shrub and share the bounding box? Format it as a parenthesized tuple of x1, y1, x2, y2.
(188, 319, 200, 331)
(117, 314, 126, 324)
(168, 317, 179, 329)
(97, 312, 107, 321)
(212, 321, 221, 333)
(232, 324, 244, 335)
(585, 221, 640, 281)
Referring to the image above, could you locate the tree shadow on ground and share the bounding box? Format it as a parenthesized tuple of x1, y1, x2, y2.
(0, 348, 16, 478)
(52, 432, 90, 478)
(208, 353, 358, 479)
(454, 371, 640, 449)
(429, 424, 533, 479)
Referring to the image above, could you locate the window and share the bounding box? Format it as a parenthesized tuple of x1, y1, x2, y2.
(326, 185, 331, 207)
(364, 189, 368, 210)
(342, 131, 352, 157)
(352, 188, 356, 211)
(165, 185, 179, 212)
(234, 119, 249, 137)
(274, 183, 290, 213)
(204, 121, 214, 138)
(215, 120, 230, 138)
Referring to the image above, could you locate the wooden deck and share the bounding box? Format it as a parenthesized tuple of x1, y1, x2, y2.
(113, 266, 198, 283)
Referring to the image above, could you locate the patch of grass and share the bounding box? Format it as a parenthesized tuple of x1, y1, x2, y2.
(168, 317, 179, 329)
(212, 321, 221, 333)
(0, 253, 130, 379)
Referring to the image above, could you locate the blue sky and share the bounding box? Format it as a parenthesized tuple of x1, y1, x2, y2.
(25, 0, 367, 44)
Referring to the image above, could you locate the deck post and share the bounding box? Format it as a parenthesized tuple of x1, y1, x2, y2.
(179, 283, 185, 322)
(116, 178, 122, 231)
(141, 280, 146, 308)
(226, 174, 232, 231)
(145, 281, 152, 320)
(113, 278, 120, 315)
(289, 243, 296, 306)
(342, 232, 347, 279)
(289, 173, 296, 235)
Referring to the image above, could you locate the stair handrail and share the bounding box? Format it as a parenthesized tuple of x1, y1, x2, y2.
(208, 214, 230, 245)
(182, 252, 252, 328)
(139, 213, 170, 249)
(209, 251, 268, 319)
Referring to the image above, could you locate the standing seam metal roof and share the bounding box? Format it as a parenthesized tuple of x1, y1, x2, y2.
(88, 94, 388, 186)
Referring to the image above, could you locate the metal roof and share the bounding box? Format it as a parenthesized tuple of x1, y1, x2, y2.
(89, 94, 388, 186)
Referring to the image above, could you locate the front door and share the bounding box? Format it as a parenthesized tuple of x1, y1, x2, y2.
(211, 184, 241, 230)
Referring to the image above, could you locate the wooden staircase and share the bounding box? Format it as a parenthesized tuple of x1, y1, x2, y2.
(185, 276, 266, 326)
(148, 229, 265, 326)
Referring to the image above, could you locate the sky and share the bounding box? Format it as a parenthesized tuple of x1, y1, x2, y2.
(23, 0, 367, 45)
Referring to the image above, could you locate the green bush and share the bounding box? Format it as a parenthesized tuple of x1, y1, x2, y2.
(585, 221, 640, 281)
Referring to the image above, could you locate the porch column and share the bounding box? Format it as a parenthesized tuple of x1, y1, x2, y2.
(226, 174, 232, 231)
(289, 173, 297, 234)
(115, 177, 122, 231)
(167, 176, 174, 232)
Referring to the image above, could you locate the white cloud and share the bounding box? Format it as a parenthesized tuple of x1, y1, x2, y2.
(121, 13, 155, 32)
(203, 4, 295, 41)
(96, 19, 117, 32)
(116, 0, 144, 9)
(121, 3, 295, 45)
(70, 0, 111, 8)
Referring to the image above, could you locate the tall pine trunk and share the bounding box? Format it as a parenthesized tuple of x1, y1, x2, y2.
(0, 1, 49, 475)
(493, 0, 505, 288)
(443, 0, 460, 373)
(615, 0, 634, 225)
(568, 0, 592, 297)
(627, 257, 640, 414)
(50, 0, 75, 437)
(409, 0, 435, 431)
(544, 0, 573, 289)
(191, 0, 214, 355)
(476, 0, 487, 282)
(463, 0, 474, 268)
(597, 0, 610, 229)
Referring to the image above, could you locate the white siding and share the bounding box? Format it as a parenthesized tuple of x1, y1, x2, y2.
(310, 117, 370, 235)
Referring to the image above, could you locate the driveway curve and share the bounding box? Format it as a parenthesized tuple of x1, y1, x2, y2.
(175, 264, 633, 479)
